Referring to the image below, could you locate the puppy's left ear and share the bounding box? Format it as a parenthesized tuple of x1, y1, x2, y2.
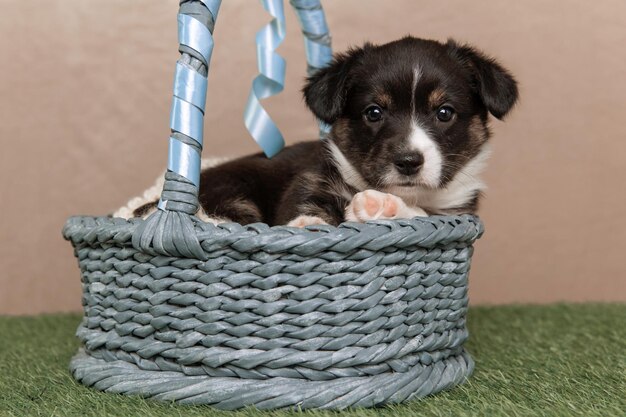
(447, 40, 519, 120)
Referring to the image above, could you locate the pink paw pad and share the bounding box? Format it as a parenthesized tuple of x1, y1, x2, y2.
(346, 190, 403, 222)
(364, 194, 381, 216)
(382, 195, 398, 217)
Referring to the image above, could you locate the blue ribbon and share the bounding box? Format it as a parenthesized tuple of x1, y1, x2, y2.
(173, 62, 208, 113)
(167, 2, 221, 188)
(168, 137, 201, 186)
(171, 96, 205, 146)
(290, 0, 333, 137)
(243, 0, 287, 158)
(290, 0, 333, 75)
(177, 14, 215, 66)
(200, 0, 221, 18)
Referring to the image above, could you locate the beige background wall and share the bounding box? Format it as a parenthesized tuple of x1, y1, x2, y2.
(1, 0, 625, 315)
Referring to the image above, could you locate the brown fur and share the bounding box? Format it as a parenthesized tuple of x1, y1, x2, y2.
(428, 88, 446, 108)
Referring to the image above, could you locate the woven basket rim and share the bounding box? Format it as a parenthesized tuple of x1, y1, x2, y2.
(63, 214, 484, 257)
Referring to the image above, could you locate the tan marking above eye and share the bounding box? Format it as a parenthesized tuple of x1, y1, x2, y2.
(374, 92, 392, 108)
(428, 88, 447, 107)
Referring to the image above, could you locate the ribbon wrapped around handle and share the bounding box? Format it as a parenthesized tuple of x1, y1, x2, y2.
(290, 0, 333, 137)
(290, 0, 333, 77)
(132, 0, 221, 259)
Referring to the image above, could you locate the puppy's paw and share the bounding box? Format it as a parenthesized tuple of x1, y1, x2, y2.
(346, 190, 428, 222)
(287, 215, 328, 228)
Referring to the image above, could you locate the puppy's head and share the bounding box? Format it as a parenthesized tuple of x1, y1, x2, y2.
(304, 37, 518, 190)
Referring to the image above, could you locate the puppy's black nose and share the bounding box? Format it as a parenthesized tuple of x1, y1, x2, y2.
(394, 153, 423, 176)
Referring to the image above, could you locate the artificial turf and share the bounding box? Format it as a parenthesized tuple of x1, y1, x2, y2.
(0, 304, 624, 417)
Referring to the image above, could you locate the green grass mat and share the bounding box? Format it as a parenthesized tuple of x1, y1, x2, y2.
(1, 304, 624, 417)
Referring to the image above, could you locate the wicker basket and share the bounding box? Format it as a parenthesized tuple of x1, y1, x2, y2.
(63, 0, 484, 410)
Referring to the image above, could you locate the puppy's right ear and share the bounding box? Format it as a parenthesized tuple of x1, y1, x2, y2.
(303, 45, 370, 124)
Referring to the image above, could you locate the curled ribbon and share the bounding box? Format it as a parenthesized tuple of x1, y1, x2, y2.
(244, 0, 287, 158)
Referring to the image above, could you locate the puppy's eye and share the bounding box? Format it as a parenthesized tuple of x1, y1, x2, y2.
(436, 106, 455, 122)
(364, 105, 383, 122)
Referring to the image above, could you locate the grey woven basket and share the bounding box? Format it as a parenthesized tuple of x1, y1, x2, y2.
(63, 0, 484, 410)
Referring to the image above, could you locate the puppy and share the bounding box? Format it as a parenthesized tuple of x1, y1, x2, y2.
(118, 37, 518, 226)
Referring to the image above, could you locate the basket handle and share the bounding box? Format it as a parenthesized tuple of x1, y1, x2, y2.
(290, 0, 333, 137)
(132, 0, 220, 259)
(132, 0, 332, 259)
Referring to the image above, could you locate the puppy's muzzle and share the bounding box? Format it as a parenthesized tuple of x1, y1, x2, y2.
(393, 152, 423, 176)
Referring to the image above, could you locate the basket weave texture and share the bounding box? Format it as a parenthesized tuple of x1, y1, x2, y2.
(64, 214, 483, 409)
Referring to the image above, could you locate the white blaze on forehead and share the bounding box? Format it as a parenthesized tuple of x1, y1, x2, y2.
(411, 67, 421, 114)
(409, 65, 443, 188)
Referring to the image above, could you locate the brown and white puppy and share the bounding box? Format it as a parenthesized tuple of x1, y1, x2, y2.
(120, 37, 518, 226)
